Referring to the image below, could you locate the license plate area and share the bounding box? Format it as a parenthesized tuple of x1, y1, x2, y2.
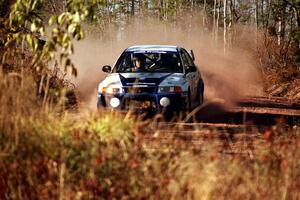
(124, 87, 156, 94)
(123, 97, 157, 111)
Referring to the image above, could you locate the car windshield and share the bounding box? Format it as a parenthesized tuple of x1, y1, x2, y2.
(113, 51, 183, 73)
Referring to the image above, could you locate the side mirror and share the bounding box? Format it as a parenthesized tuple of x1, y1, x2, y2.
(102, 65, 111, 73)
(186, 66, 197, 73)
(190, 50, 195, 61)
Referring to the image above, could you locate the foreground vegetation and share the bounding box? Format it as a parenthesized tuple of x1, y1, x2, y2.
(0, 71, 300, 199)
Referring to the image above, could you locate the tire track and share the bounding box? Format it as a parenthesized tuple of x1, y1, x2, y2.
(140, 96, 300, 155)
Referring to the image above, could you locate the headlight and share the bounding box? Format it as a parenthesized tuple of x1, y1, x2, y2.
(110, 97, 120, 108)
(102, 86, 124, 94)
(158, 86, 182, 93)
(160, 97, 170, 107)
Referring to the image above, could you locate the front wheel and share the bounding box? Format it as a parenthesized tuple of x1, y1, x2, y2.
(197, 81, 204, 106)
(199, 93, 204, 106)
(187, 90, 192, 112)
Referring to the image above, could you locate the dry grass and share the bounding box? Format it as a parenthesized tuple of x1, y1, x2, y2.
(1, 69, 300, 199)
(257, 34, 300, 98)
(1, 2, 300, 198)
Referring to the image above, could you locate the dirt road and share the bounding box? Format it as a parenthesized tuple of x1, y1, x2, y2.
(141, 96, 300, 154)
(194, 96, 300, 125)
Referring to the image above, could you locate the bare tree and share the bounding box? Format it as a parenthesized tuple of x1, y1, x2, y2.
(213, 0, 218, 42)
(131, 0, 135, 16)
(266, 0, 272, 28)
(213, 0, 217, 30)
(216, 0, 221, 43)
(255, 0, 259, 28)
(224, 0, 228, 54)
(203, 0, 207, 28)
(261, 0, 265, 26)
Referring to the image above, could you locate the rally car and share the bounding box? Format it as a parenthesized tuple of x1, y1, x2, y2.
(97, 45, 204, 115)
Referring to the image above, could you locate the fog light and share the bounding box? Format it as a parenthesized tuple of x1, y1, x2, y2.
(110, 97, 120, 108)
(160, 97, 170, 107)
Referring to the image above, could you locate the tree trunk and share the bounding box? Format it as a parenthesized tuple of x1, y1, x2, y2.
(159, 0, 164, 20)
(261, 0, 264, 27)
(228, 0, 234, 49)
(255, 0, 259, 28)
(229, 0, 233, 28)
(294, 8, 300, 28)
(131, 0, 135, 16)
(278, 18, 282, 45)
(266, 0, 271, 28)
(281, 2, 286, 43)
(223, 0, 227, 54)
(213, 0, 216, 28)
(203, 0, 206, 27)
(278, 2, 287, 45)
(216, 0, 220, 43)
(213, 0, 217, 40)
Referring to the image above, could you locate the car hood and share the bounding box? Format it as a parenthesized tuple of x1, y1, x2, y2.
(99, 73, 186, 92)
(119, 73, 173, 86)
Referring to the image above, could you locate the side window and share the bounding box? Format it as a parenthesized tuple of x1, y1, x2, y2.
(182, 49, 194, 67)
(180, 50, 190, 71)
(114, 53, 133, 72)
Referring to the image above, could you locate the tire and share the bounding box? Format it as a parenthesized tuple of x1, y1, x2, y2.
(199, 93, 203, 106)
(187, 89, 191, 112)
(197, 81, 204, 106)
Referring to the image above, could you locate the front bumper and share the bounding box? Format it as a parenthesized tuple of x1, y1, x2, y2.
(97, 92, 188, 114)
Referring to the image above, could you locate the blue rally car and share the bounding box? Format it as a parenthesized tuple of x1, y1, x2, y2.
(97, 45, 204, 115)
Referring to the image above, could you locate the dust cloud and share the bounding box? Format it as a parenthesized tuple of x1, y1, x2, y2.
(72, 14, 263, 110)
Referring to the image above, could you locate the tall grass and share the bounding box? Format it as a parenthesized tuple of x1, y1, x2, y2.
(1, 69, 300, 199)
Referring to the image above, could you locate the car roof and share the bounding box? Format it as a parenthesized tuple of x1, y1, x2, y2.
(125, 45, 180, 53)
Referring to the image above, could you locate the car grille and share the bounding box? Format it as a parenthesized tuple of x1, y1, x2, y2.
(122, 96, 157, 111)
(124, 87, 156, 94)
